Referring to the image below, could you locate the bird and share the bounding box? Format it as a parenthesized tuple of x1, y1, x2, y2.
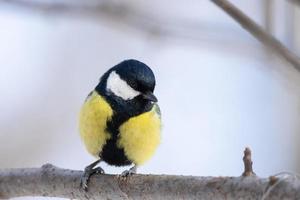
(79, 59, 161, 190)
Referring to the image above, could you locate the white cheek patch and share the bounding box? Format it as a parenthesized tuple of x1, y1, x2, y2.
(106, 71, 140, 100)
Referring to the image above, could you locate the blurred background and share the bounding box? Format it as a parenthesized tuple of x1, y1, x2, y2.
(1, 0, 300, 199)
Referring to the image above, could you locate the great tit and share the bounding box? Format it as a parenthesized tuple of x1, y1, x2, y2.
(79, 59, 161, 190)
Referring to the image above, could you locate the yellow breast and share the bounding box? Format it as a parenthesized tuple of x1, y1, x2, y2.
(117, 105, 161, 165)
(79, 91, 113, 157)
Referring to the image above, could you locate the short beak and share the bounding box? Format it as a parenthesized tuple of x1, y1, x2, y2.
(142, 91, 158, 102)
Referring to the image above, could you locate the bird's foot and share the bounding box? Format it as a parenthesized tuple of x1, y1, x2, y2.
(80, 166, 105, 191)
(120, 165, 137, 177)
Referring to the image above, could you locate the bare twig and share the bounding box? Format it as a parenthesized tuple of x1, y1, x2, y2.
(287, 0, 300, 6)
(211, 0, 300, 72)
(242, 147, 256, 177)
(263, 0, 273, 33)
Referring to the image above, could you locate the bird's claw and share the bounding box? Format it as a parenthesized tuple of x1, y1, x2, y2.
(80, 167, 105, 191)
(80, 174, 89, 191)
(93, 167, 105, 174)
(120, 166, 137, 177)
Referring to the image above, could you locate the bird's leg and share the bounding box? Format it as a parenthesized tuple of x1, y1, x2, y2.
(121, 164, 137, 177)
(80, 159, 104, 191)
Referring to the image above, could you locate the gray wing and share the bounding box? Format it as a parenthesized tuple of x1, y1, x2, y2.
(153, 103, 161, 118)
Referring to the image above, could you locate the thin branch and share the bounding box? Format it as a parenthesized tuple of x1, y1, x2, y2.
(287, 0, 300, 6)
(0, 148, 300, 199)
(263, 0, 273, 33)
(211, 0, 300, 72)
(242, 147, 256, 177)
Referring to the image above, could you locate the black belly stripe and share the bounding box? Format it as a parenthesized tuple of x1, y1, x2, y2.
(101, 139, 132, 166)
(95, 87, 153, 166)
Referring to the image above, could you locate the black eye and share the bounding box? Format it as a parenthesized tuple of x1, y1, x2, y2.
(138, 82, 154, 93)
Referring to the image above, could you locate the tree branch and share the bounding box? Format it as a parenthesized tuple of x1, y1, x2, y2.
(242, 147, 256, 177)
(1, 148, 300, 199)
(211, 0, 300, 72)
(287, 0, 300, 6)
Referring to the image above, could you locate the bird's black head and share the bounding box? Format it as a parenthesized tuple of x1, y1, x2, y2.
(96, 59, 157, 106)
(111, 59, 156, 101)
